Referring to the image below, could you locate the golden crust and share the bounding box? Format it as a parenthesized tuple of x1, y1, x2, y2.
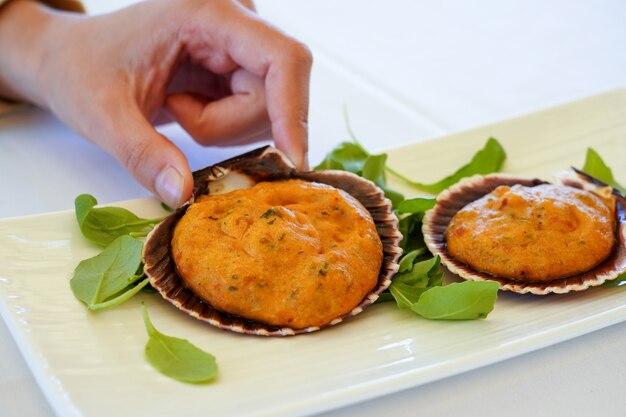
(171, 179, 383, 329)
(445, 184, 616, 282)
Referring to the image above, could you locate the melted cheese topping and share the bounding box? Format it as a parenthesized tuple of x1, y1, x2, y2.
(446, 184, 616, 282)
(172, 179, 383, 329)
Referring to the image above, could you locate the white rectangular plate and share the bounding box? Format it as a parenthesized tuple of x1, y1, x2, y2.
(1, 90, 626, 417)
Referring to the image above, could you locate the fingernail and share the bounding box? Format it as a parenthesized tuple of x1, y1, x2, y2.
(155, 165, 184, 207)
(285, 147, 309, 171)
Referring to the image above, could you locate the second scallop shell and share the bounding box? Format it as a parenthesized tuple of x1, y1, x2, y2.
(422, 168, 626, 295)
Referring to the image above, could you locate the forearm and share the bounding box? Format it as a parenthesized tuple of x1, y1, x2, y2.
(0, 0, 73, 107)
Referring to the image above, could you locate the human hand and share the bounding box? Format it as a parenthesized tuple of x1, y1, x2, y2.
(0, 0, 312, 208)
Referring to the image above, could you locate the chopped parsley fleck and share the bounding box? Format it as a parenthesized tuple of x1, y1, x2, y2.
(318, 261, 329, 276)
(260, 208, 282, 219)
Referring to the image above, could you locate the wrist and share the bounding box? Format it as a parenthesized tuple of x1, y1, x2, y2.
(0, 0, 79, 107)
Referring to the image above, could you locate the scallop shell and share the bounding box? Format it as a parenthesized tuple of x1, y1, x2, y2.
(143, 146, 403, 335)
(422, 168, 626, 295)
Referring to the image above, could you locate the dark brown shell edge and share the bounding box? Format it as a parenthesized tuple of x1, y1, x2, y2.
(421, 171, 626, 295)
(143, 146, 403, 336)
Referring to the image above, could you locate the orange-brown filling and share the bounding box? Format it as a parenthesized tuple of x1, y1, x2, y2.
(172, 179, 383, 329)
(446, 184, 616, 282)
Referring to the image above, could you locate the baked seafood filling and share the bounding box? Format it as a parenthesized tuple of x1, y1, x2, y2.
(446, 183, 615, 282)
(422, 169, 626, 294)
(171, 179, 383, 329)
(143, 146, 403, 335)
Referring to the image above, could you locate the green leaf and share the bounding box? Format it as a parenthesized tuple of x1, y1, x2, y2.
(398, 213, 426, 252)
(389, 281, 429, 309)
(141, 304, 218, 383)
(361, 154, 405, 207)
(387, 137, 507, 193)
(88, 278, 150, 311)
(74, 194, 164, 246)
(395, 197, 437, 250)
(581, 148, 626, 194)
(397, 197, 436, 214)
(602, 272, 626, 287)
(397, 248, 426, 273)
(397, 255, 441, 286)
(361, 154, 387, 184)
(428, 270, 445, 288)
(375, 292, 396, 303)
(381, 185, 405, 208)
(315, 143, 405, 207)
(411, 281, 500, 320)
(386, 252, 498, 320)
(387, 255, 442, 308)
(314, 142, 369, 173)
(70, 235, 145, 310)
(314, 113, 406, 207)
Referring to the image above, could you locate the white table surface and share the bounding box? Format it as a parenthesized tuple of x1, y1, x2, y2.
(1, 1, 626, 416)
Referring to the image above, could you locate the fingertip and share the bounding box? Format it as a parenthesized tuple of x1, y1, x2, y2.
(276, 142, 308, 171)
(155, 164, 193, 208)
(272, 118, 309, 171)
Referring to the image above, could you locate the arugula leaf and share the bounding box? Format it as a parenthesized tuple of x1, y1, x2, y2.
(395, 197, 436, 251)
(361, 153, 387, 184)
(581, 148, 626, 194)
(411, 281, 500, 320)
(315, 118, 505, 204)
(75, 194, 164, 246)
(314, 142, 368, 173)
(387, 255, 443, 309)
(397, 247, 427, 273)
(70, 235, 149, 310)
(398, 213, 426, 252)
(397, 197, 436, 215)
(387, 137, 506, 193)
(141, 303, 218, 383)
(602, 273, 626, 287)
(376, 292, 396, 303)
(361, 154, 405, 207)
(398, 255, 441, 286)
(384, 253, 498, 320)
(315, 143, 405, 207)
(389, 281, 430, 309)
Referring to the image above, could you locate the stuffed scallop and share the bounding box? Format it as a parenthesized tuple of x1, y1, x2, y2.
(422, 168, 626, 294)
(143, 146, 403, 336)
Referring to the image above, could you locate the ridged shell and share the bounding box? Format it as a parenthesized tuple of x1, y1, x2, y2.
(422, 168, 626, 295)
(143, 146, 403, 335)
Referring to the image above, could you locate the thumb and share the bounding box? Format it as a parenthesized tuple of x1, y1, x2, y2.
(101, 111, 193, 208)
